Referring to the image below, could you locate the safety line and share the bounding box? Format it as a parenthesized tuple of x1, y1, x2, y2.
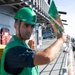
(48, 52, 62, 75)
(58, 52, 66, 75)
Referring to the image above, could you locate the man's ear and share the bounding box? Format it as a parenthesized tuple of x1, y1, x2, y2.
(14, 23, 18, 29)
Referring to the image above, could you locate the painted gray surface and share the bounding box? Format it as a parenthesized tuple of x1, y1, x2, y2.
(38, 39, 75, 75)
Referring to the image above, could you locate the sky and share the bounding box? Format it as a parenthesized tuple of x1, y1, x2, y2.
(46, 0, 75, 37)
(54, 0, 75, 37)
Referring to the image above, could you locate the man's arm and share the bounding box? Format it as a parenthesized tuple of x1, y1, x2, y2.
(34, 33, 67, 65)
(50, 21, 63, 38)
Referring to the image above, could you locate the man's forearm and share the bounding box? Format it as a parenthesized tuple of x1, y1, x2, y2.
(44, 38, 63, 62)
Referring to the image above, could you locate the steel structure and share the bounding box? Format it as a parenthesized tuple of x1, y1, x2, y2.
(0, 0, 50, 24)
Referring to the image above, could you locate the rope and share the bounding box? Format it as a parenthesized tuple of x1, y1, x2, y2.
(63, 37, 75, 75)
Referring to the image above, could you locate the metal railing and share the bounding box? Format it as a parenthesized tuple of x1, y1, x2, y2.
(39, 38, 75, 75)
(63, 38, 75, 75)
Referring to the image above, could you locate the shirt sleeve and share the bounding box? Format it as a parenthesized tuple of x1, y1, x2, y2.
(5, 46, 36, 68)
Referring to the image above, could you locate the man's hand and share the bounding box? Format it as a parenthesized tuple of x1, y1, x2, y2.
(58, 32, 67, 43)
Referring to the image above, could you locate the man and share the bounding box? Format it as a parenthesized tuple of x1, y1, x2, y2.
(1, 7, 67, 75)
